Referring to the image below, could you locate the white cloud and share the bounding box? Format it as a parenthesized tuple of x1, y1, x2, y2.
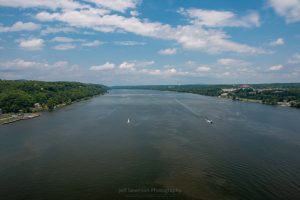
(141, 69, 161, 75)
(158, 48, 177, 55)
(3, 57, 294, 84)
(0, 59, 47, 69)
(118, 60, 154, 72)
(0, 58, 83, 82)
(270, 38, 285, 46)
(117, 61, 185, 76)
(90, 62, 115, 71)
(41, 26, 76, 35)
(217, 58, 250, 67)
(119, 62, 136, 70)
(268, 0, 300, 23)
(0, 21, 40, 32)
(288, 53, 300, 64)
(169, 25, 264, 54)
(0, 0, 85, 10)
(82, 40, 103, 47)
(114, 41, 146, 46)
(85, 0, 139, 12)
(52, 36, 77, 43)
(179, 8, 260, 28)
(140, 60, 155, 66)
(19, 38, 44, 50)
(269, 64, 283, 71)
(53, 43, 76, 50)
(140, 67, 188, 76)
(196, 66, 211, 72)
(130, 10, 139, 17)
(52, 37, 101, 47)
(0, 0, 265, 55)
(164, 68, 177, 75)
(34, 8, 264, 54)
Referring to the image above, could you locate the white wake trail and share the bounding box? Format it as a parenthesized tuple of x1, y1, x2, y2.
(174, 99, 201, 118)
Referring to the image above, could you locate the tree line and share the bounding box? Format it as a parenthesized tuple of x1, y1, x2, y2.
(112, 83, 300, 108)
(0, 80, 108, 113)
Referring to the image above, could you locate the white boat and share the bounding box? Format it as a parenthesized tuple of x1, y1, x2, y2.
(127, 118, 130, 124)
(205, 119, 213, 124)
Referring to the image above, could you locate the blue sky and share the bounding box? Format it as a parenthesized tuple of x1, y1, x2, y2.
(0, 0, 300, 85)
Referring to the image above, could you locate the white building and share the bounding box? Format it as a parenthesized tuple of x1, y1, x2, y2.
(222, 88, 236, 92)
(34, 103, 41, 109)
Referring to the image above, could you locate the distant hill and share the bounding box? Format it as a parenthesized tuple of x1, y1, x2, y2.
(112, 83, 300, 108)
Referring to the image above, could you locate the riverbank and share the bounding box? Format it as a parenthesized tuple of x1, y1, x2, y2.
(0, 80, 108, 114)
(0, 93, 108, 125)
(112, 84, 300, 109)
(219, 96, 294, 107)
(0, 113, 41, 125)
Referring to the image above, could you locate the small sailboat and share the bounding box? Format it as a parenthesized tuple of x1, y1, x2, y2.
(205, 119, 213, 124)
(127, 118, 130, 124)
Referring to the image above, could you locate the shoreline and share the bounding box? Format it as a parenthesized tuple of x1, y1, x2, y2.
(0, 93, 107, 125)
(0, 113, 41, 125)
(157, 89, 297, 109)
(220, 96, 293, 108)
(137, 88, 295, 109)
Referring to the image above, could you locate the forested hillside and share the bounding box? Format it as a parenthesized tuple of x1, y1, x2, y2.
(0, 80, 107, 113)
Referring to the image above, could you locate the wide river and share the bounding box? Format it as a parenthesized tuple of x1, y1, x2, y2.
(0, 89, 300, 200)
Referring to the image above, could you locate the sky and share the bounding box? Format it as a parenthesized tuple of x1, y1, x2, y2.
(0, 0, 300, 86)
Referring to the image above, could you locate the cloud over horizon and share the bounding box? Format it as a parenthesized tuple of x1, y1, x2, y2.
(0, 0, 299, 84)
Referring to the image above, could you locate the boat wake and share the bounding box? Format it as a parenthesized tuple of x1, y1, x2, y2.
(174, 99, 200, 118)
(174, 99, 214, 124)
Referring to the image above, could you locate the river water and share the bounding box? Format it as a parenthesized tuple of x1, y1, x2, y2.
(0, 89, 299, 200)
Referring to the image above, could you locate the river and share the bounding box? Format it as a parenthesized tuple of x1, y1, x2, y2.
(0, 89, 299, 200)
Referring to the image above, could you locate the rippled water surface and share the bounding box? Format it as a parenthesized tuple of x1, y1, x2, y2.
(0, 89, 300, 200)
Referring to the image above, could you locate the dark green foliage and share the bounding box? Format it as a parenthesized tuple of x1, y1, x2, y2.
(0, 90, 34, 113)
(291, 101, 300, 108)
(0, 80, 107, 113)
